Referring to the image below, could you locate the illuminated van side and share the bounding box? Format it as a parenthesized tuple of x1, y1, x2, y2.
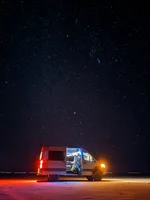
(37, 146, 107, 182)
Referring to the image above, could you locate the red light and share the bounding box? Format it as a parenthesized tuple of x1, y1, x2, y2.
(40, 160, 43, 169)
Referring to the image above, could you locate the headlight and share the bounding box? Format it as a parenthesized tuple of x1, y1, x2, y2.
(100, 163, 105, 168)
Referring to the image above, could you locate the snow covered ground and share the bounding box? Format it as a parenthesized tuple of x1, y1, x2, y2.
(0, 177, 150, 200)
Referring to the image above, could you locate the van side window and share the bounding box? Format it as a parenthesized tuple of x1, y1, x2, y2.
(48, 151, 65, 161)
(83, 152, 94, 162)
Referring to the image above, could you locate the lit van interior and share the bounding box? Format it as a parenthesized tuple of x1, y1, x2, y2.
(66, 148, 94, 174)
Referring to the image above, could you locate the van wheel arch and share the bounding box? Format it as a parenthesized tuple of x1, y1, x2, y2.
(92, 168, 102, 181)
(47, 174, 59, 182)
(87, 176, 93, 181)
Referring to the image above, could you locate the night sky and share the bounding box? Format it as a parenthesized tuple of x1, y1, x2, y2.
(0, 1, 150, 173)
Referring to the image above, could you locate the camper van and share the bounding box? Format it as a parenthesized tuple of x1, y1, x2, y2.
(37, 146, 106, 181)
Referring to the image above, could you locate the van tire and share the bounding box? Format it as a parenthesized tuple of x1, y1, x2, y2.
(47, 175, 59, 182)
(92, 170, 102, 181)
(87, 176, 93, 181)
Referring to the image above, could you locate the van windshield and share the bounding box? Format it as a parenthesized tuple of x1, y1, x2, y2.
(48, 151, 64, 161)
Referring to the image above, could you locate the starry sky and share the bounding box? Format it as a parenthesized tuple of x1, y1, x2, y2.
(0, 1, 150, 172)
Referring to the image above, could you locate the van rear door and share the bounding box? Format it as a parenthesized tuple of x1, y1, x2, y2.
(45, 146, 66, 175)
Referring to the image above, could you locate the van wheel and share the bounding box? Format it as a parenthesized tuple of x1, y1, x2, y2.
(87, 176, 93, 181)
(47, 175, 59, 182)
(92, 170, 102, 181)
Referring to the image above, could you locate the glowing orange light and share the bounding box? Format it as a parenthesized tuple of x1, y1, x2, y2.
(100, 163, 105, 168)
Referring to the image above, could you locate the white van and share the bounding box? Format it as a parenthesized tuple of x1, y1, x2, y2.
(37, 146, 106, 181)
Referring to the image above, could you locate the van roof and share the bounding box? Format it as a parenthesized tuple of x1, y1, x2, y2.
(41, 146, 83, 151)
(41, 145, 81, 148)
